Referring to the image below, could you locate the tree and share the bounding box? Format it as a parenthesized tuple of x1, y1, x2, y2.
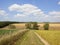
(43, 23, 49, 30)
(25, 23, 31, 29)
(33, 22, 39, 30)
(25, 22, 39, 30)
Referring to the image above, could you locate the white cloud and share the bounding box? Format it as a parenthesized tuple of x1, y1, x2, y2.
(8, 4, 44, 17)
(0, 10, 8, 16)
(8, 4, 21, 11)
(8, 4, 60, 22)
(15, 13, 26, 17)
(46, 11, 60, 22)
(49, 11, 60, 15)
(58, 1, 60, 5)
(0, 9, 9, 21)
(49, 11, 60, 18)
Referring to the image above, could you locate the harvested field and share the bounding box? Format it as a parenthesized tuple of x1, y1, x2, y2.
(38, 23, 60, 30)
(0, 23, 26, 30)
(1, 23, 60, 30)
(12, 23, 26, 29)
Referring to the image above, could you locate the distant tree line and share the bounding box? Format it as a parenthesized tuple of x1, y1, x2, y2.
(0, 21, 49, 30)
(0, 21, 19, 28)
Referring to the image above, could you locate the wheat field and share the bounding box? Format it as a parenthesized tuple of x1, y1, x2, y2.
(1, 23, 60, 30)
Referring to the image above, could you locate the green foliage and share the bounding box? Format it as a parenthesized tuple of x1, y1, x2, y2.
(25, 23, 31, 29)
(43, 23, 49, 30)
(33, 22, 39, 30)
(25, 22, 39, 30)
(0, 21, 18, 28)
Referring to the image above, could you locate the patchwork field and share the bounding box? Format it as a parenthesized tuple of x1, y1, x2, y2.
(35, 30, 60, 45)
(38, 23, 60, 30)
(0, 29, 60, 45)
(1, 23, 60, 30)
(0, 23, 60, 45)
(1, 23, 26, 30)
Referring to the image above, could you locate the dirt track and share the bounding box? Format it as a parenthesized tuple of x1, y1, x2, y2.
(14, 30, 44, 45)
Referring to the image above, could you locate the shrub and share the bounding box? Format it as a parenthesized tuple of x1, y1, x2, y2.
(25, 23, 31, 29)
(33, 22, 39, 30)
(43, 23, 49, 30)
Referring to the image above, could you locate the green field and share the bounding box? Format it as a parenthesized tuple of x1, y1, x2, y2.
(0, 30, 15, 35)
(35, 30, 60, 45)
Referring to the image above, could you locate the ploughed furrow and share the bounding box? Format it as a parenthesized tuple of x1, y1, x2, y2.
(14, 30, 44, 45)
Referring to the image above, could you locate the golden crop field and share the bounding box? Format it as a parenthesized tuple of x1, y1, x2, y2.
(1, 23, 60, 30)
(35, 30, 60, 45)
(12, 23, 26, 29)
(38, 23, 60, 30)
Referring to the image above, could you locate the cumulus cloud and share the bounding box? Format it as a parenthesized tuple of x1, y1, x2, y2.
(49, 11, 60, 18)
(46, 11, 60, 22)
(58, 1, 60, 5)
(8, 4, 44, 16)
(0, 9, 10, 21)
(8, 4, 21, 11)
(0, 10, 8, 16)
(15, 13, 26, 17)
(8, 4, 60, 22)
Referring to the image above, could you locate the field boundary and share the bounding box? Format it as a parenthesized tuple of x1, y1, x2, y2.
(0, 30, 28, 45)
(34, 32, 50, 45)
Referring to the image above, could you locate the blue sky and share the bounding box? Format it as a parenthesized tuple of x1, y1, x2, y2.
(0, 0, 60, 22)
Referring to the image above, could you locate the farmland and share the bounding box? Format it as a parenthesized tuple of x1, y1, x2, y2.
(0, 29, 28, 45)
(0, 29, 60, 45)
(0, 23, 60, 45)
(0, 30, 16, 38)
(35, 30, 60, 45)
(14, 30, 44, 45)
(1, 22, 60, 30)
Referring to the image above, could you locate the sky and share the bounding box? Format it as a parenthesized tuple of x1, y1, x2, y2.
(0, 0, 60, 22)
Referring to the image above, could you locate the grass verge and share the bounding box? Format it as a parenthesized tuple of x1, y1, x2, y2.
(0, 30, 28, 45)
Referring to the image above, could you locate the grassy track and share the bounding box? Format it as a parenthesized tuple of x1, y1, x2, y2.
(36, 30, 60, 45)
(14, 30, 44, 45)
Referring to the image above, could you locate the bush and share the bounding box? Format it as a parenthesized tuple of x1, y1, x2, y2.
(25, 22, 39, 30)
(33, 22, 39, 30)
(44, 23, 49, 30)
(25, 23, 31, 29)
